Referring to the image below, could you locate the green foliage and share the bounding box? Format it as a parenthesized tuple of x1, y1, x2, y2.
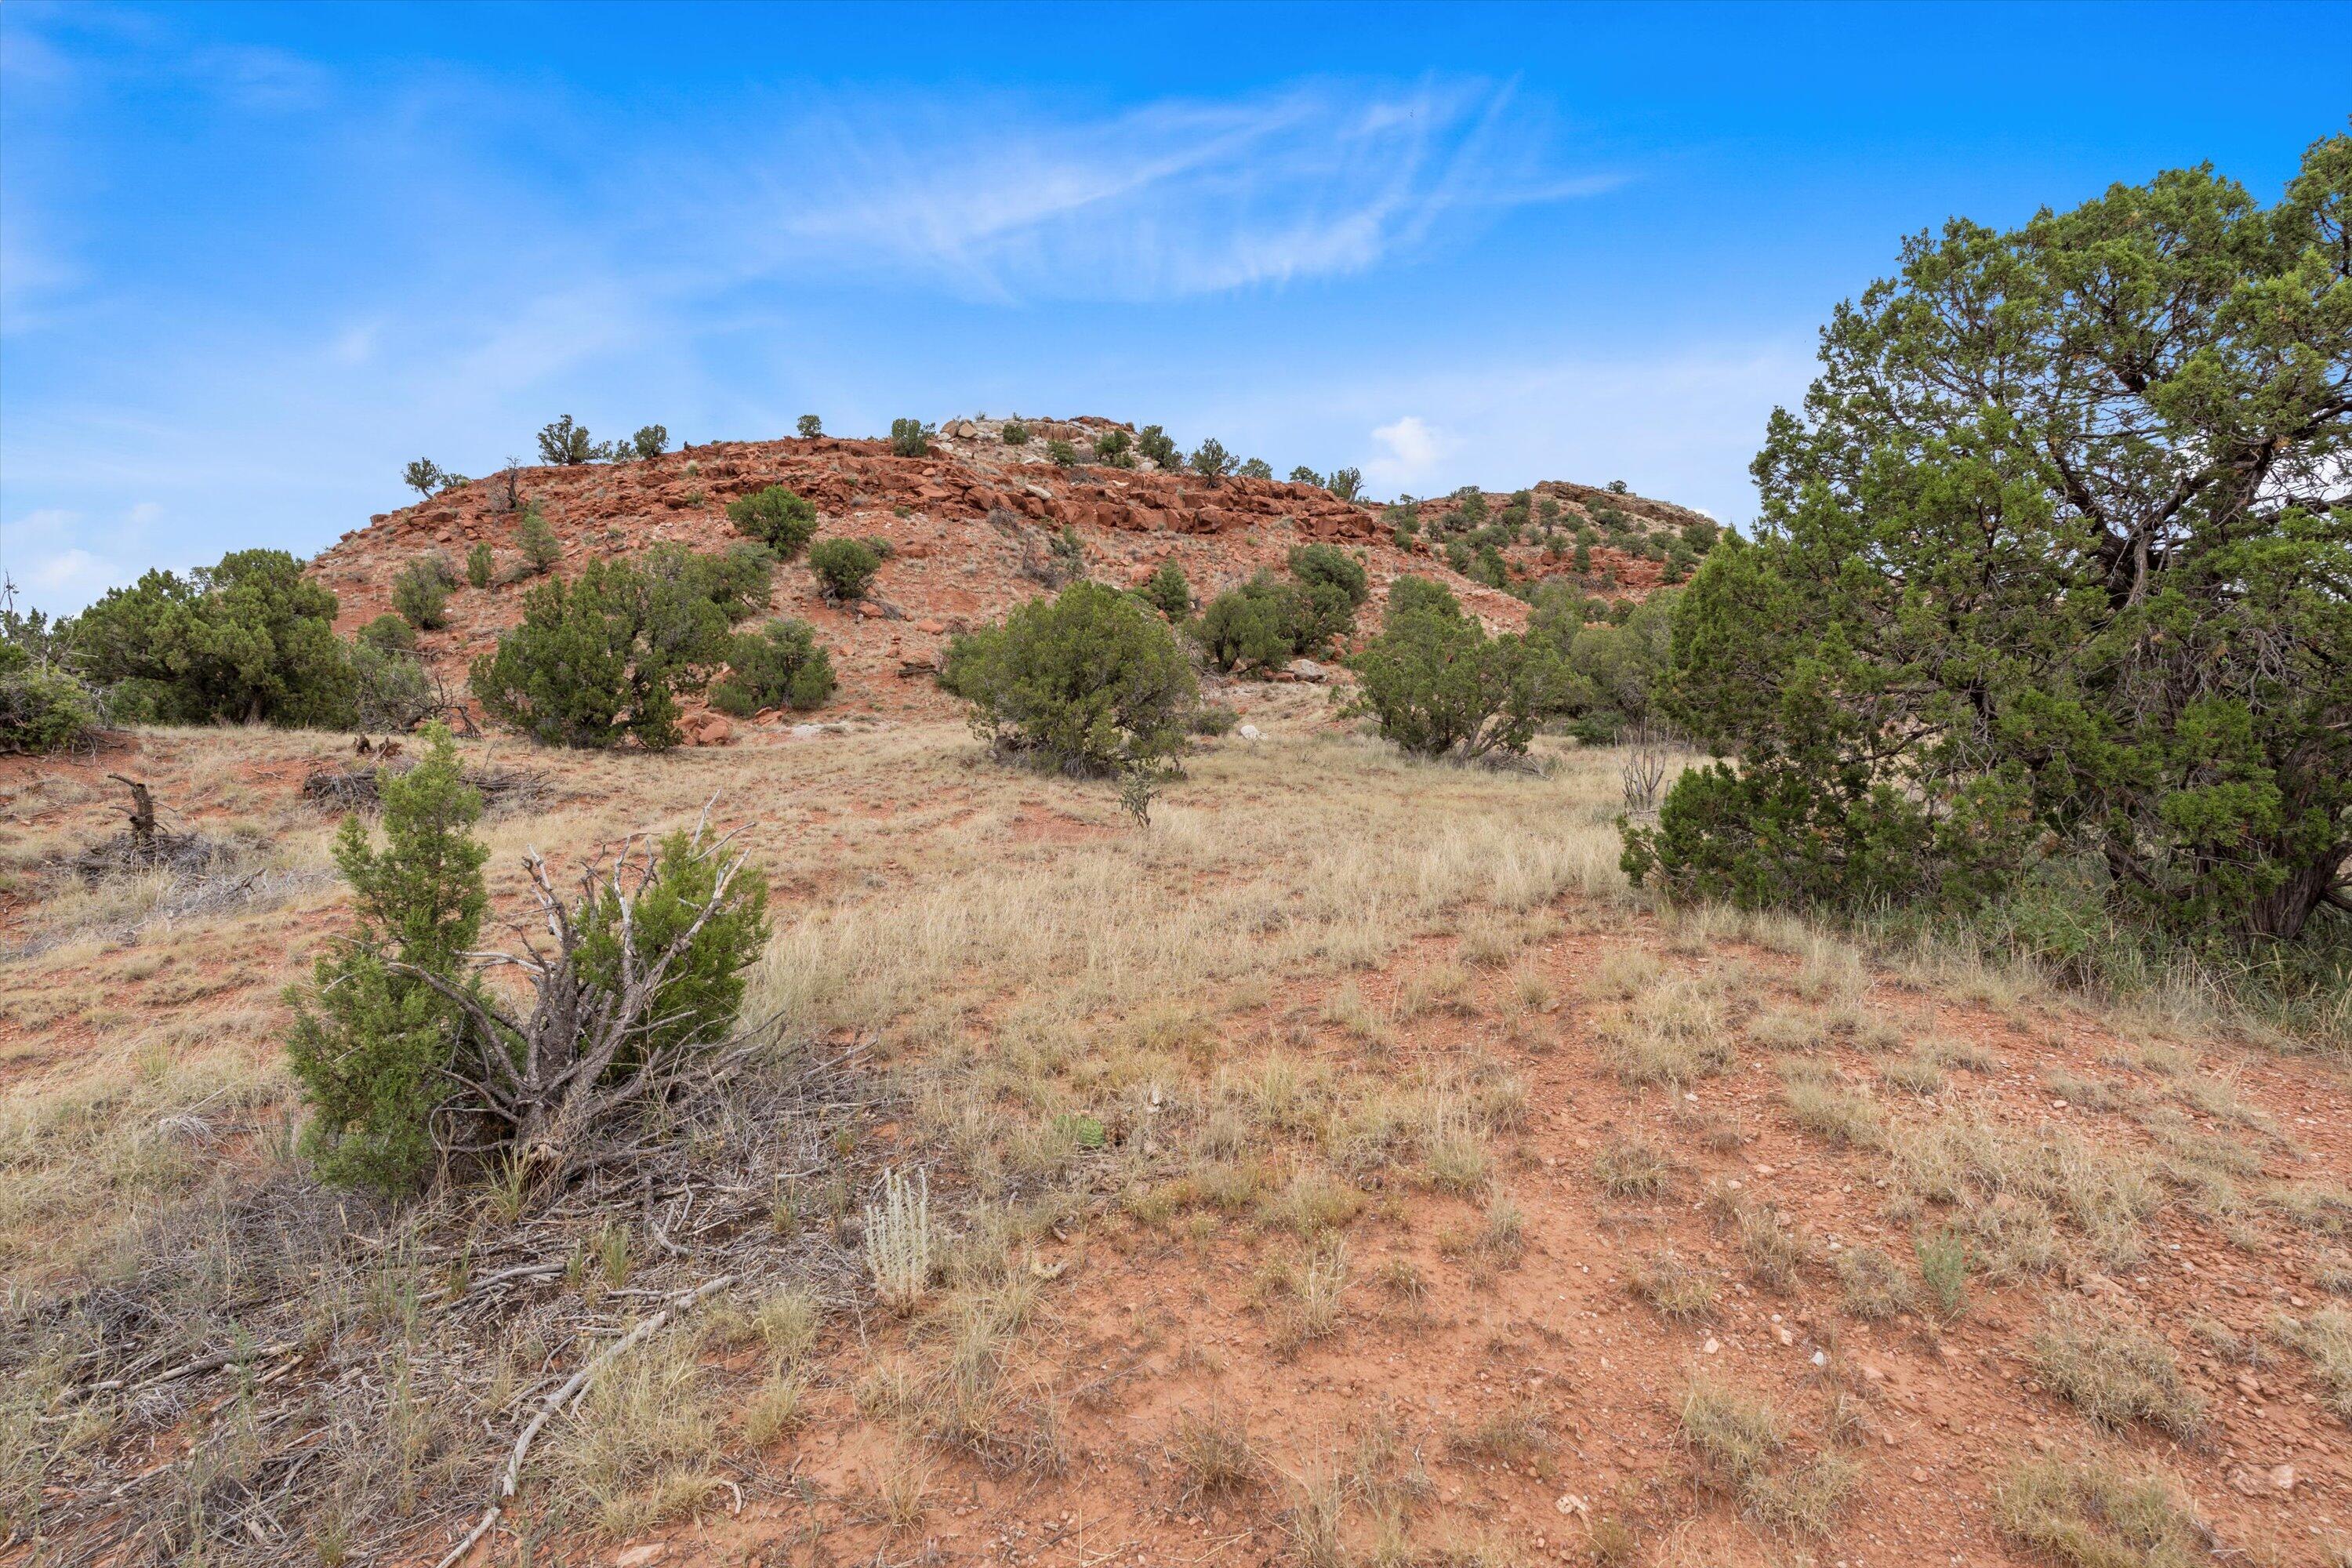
(287, 724, 488, 1191)
(391, 556, 453, 630)
(1238, 458, 1273, 481)
(1189, 437, 1236, 480)
(1386, 575, 1459, 621)
(575, 829, 771, 1074)
(643, 540, 772, 625)
(470, 555, 731, 749)
(350, 638, 440, 732)
(725, 485, 819, 557)
(1136, 424, 1179, 469)
(358, 613, 416, 654)
(630, 424, 670, 460)
(515, 504, 561, 574)
(0, 638, 100, 755)
(889, 418, 933, 458)
(1628, 132, 2352, 946)
(943, 579, 1199, 775)
(1000, 419, 1030, 445)
(1192, 575, 1304, 673)
(1046, 438, 1080, 468)
(1288, 545, 1368, 610)
(72, 548, 356, 728)
(1190, 561, 1357, 672)
(1607, 479, 1629, 495)
(1289, 466, 1325, 488)
(1092, 429, 1134, 466)
(404, 458, 446, 497)
(1348, 577, 1566, 760)
(710, 619, 835, 716)
(1327, 466, 1363, 503)
(808, 537, 881, 602)
(538, 415, 596, 466)
(797, 413, 823, 439)
(1563, 590, 1675, 736)
(1142, 558, 1192, 619)
(466, 541, 494, 590)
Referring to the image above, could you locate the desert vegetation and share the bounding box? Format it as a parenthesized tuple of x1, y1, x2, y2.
(1, 132, 2347, 1568)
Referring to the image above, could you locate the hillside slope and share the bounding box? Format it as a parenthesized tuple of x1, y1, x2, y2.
(311, 417, 1711, 725)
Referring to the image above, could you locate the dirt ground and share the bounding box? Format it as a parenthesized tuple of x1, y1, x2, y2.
(6, 679, 2350, 1567)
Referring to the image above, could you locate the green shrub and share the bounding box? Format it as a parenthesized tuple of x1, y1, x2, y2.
(889, 418, 933, 458)
(1136, 424, 1179, 469)
(288, 723, 488, 1191)
(515, 504, 561, 573)
(643, 540, 773, 625)
(289, 727, 770, 1191)
(575, 828, 771, 1070)
(1628, 136, 2352, 946)
(797, 413, 822, 438)
(710, 619, 835, 716)
(1142, 558, 1192, 619)
(0, 644, 100, 755)
(630, 424, 670, 459)
(808, 537, 880, 602)
(943, 579, 1198, 775)
(1190, 550, 1362, 673)
(1191, 575, 1314, 673)
(350, 639, 440, 732)
(1093, 429, 1134, 466)
(1287, 544, 1368, 613)
(1189, 437, 1236, 480)
(466, 541, 494, 589)
(1289, 466, 1324, 488)
(358, 613, 417, 654)
(71, 548, 355, 728)
(1348, 577, 1566, 760)
(403, 458, 446, 497)
(391, 556, 454, 630)
(726, 485, 819, 557)
(1047, 438, 1080, 468)
(1327, 467, 1363, 503)
(1000, 419, 1030, 445)
(1386, 575, 1459, 620)
(1238, 458, 1272, 481)
(470, 556, 730, 749)
(538, 415, 597, 465)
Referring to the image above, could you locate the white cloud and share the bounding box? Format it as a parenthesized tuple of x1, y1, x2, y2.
(1366, 416, 1455, 486)
(686, 79, 1624, 303)
(23, 546, 113, 597)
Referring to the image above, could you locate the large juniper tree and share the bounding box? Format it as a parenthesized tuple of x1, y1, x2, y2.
(1627, 131, 2352, 944)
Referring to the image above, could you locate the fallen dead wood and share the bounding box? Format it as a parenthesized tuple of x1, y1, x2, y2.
(301, 760, 549, 815)
(430, 1273, 738, 1568)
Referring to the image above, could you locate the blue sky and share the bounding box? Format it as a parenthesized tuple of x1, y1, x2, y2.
(5, 2, 2347, 613)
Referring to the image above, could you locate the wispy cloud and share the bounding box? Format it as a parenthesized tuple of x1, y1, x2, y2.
(681, 78, 1623, 303)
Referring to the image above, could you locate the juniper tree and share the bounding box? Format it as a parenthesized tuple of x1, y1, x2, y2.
(288, 724, 488, 1190)
(1628, 132, 2352, 943)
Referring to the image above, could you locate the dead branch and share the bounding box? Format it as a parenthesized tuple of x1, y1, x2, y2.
(430, 1273, 737, 1568)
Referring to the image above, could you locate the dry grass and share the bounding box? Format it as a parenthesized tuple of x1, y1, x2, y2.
(2031, 1301, 2205, 1438)
(1592, 1136, 1677, 1200)
(1890, 1109, 2161, 1275)
(1677, 1377, 1853, 1537)
(1991, 1458, 2209, 1568)
(1631, 1250, 1722, 1323)
(554, 1330, 721, 1537)
(1167, 1406, 1258, 1507)
(2271, 1306, 2352, 1418)
(1777, 1060, 1886, 1149)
